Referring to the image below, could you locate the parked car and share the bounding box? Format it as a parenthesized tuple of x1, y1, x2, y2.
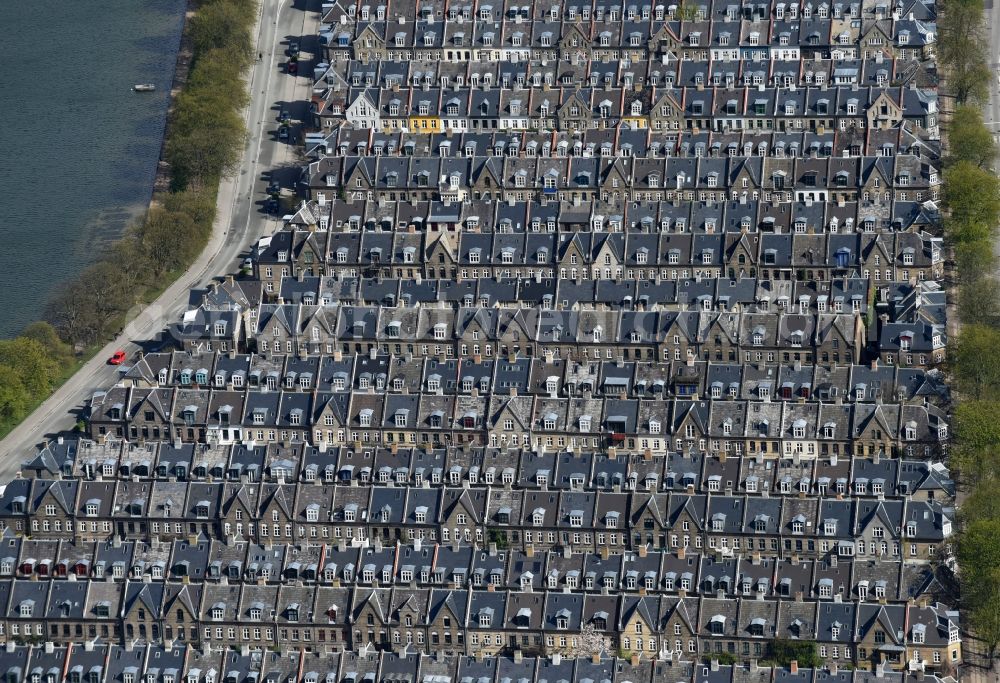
(278, 110, 290, 123)
(287, 60, 297, 74)
(288, 41, 299, 57)
(278, 126, 290, 140)
(267, 180, 280, 196)
(108, 350, 127, 365)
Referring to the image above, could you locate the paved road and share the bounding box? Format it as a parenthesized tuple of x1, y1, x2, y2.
(986, 0, 1000, 160)
(0, 0, 319, 480)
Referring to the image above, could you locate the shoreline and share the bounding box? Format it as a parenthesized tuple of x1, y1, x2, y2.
(151, 2, 196, 199)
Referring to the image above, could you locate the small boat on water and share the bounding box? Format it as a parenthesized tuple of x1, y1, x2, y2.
(132, 83, 156, 92)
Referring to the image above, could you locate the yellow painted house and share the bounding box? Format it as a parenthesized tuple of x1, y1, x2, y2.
(408, 116, 443, 133)
(621, 117, 649, 129)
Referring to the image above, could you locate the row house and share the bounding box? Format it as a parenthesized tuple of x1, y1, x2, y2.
(326, 2, 935, 63)
(246, 305, 874, 368)
(0, 474, 954, 560)
(304, 118, 938, 171)
(333, 84, 936, 141)
(117, 351, 948, 408)
(0, 649, 965, 683)
(0, 534, 953, 607)
(257, 224, 942, 288)
(22, 436, 955, 502)
(0, 577, 961, 668)
(324, 149, 937, 204)
(86, 377, 949, 456)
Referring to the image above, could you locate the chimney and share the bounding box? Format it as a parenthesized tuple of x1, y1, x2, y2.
(829, 663, 838, 675)
(710, 659, 720, 672)
(631, 653, 640, 666)
(514, 650, 523, 664)
(790, 661, 798, 675)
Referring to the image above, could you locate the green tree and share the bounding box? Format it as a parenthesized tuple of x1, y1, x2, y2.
(951, 325, 1000, 399)
(163, 188, 218, 230)
(951, 60, 992, 105)
(948, 104, 997, 167)
(0, 365, 29, 422)
(958, 276, 1000, 327)
(938, 0, 992, 102)
(186, 48, 251, 107)
(21, 321, 74, 366)
(951, 444, 1000, 489)
(943, 161, 1000, 243)
(959, 519, 1000, 661)
(167, 99, 246, 189)
(955, 239, 998, 284)
(138, 207, 203, 277)
(189, 0, 256, 69)
(938, 0, 986, 66)
(0, 337, 59, 399)
(954, 401, 1000, 451)
(960, 479, 1000, 525)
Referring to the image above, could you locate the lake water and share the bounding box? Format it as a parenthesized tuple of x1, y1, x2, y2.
(0, 0, 187, 337)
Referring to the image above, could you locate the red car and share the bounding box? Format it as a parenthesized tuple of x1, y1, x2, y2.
(108, 350, 127, 365)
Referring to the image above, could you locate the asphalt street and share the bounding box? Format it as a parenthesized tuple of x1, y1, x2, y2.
(0, 0, 319, 480)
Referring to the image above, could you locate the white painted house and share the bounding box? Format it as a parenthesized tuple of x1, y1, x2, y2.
(345, 91, 380, 130)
